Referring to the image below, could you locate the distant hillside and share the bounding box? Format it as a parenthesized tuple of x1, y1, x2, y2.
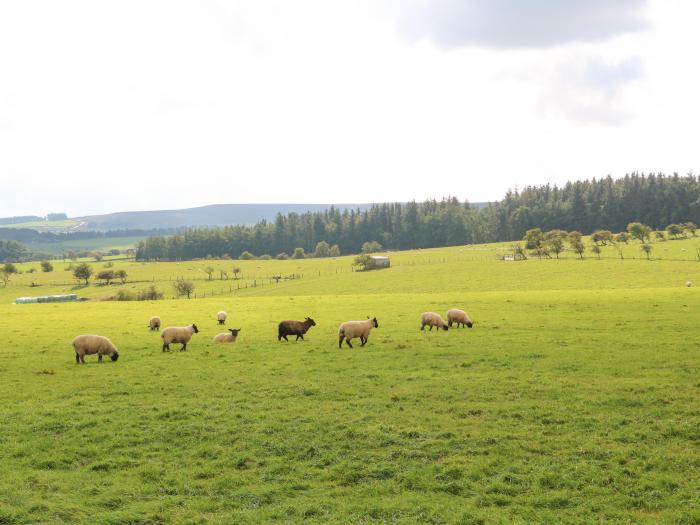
(78, 203, 373, 231)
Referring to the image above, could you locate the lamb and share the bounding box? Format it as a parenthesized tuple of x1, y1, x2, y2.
(148, 316, 161, 331)
(72, 335, 119, 364)
(278, 317, 316, 341)
(420, 312, 449, 331)
(212, 328, 241, 343)
(338, 317, 379, 348)
(160, 323, 199, 352)
(216, 311, 227, 325)
(446, 309, 473, 328)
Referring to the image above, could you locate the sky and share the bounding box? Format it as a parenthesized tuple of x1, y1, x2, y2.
(1, 0, 699, 217)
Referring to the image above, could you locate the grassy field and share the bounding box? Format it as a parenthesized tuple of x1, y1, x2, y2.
(21, 235, 147, 257)
(1, 237, 699, 523)
(1, 219, 81, 231)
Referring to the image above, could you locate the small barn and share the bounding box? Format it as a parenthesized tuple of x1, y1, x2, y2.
(15, 294, 78, 304)
(366, 255, 390, 270)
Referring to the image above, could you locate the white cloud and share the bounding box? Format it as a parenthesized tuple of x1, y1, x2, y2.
(0, 0, 698, 217)
(390, 0, 649, 49)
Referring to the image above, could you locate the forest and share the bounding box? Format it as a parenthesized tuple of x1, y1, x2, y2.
(135, 173, 700, 260)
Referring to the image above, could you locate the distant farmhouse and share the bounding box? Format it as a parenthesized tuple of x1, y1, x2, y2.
(366, 255, 390, 270)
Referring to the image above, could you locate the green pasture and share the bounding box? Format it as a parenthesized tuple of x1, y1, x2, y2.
(22, 235, 146, 256)
(0, 238, 699, 523)
(1, 219, 81, 231)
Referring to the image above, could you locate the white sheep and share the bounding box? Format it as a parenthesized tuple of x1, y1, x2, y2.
(72, 335, 119, 364)
(161, 324, 199, 352)
(446, 309, 473, 328)
(212, 328, 241, 343)
(686, 281, 693, 287)
(148, 316, 161, 331)
(338, 317, 379, 348)
(421, 312, 448, 331)
(216, 311, 227, 325)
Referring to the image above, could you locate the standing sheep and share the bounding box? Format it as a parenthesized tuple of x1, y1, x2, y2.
(217, 311, 227, 325)
(160, 323, 199, 352)
(72, 335, 119, 364)
(213, 328, 241, 343)
(420, 312, 448, 331)
(278, 317, 316, 341)
(338, 317, 379, 348)
(446, 309, 473, 328)
(148, 316, 161, 331)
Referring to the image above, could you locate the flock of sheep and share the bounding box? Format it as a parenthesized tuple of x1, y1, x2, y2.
(71, 308, 473, 363)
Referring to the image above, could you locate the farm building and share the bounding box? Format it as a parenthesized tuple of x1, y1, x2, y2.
(366, 255, 390, 270)
(15, 294, 78, 304)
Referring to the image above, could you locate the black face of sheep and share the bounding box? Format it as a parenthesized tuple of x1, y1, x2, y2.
(110, 352, 119, 362)
(229, 328, 241, 336)
(372, 317, 379, 328)
(442, 325, 448, 331)
(306, 317, 316, 326)
(466, 321, 473, 328)
(192, 324, 199, 333)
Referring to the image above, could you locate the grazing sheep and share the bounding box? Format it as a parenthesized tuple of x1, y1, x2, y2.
(421, 312, 449, 331)
(72, 335, 119, 364)
(148, 316, 161, 331)
(217, 311, 227, 325)
(686, 281, 693, 287)
(446, 309, 473, 328)
(213, 328, 241, 343)
(278, 317, 316, 342)
(160, 324, 199, 352)
(338, 317, 379, 348)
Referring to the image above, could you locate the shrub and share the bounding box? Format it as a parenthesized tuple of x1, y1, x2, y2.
(314, 241, 331, 258)
(173, 278, 195, 298)
(138, 285, 164, 301)
(2, 263, 17, 275)
(361, 241, 383, 254)
(239, 251, 255, 260)
(276, 252, 289, 260)
(258, 254, 272, 260)
(353, 253, 371, 269)
(627, 222, 651, 243)
(73, 263, 93, 285)
(667, 224, 684, 239)
(97, 270, 115, 285)
(292, 248, 306, 259)
(40, 261, 54, 272)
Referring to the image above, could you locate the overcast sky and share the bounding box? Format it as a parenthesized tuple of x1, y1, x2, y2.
(1, 0, 699, 217)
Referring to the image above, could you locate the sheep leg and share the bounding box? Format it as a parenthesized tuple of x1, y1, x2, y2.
(345, 338, 353, 348)
(360, 337, 367, 346)
(338, 335, 344, 349)
(98, 354, 103, 363)
(420, 322, 425, 331)
(80, 355, 86, 364)
(75, 353, 80, 364)
(429, 325, 433, 331)
(297, 334, 304, 341)
(180, 343, 187, 352)
(162, 343, 169, 352)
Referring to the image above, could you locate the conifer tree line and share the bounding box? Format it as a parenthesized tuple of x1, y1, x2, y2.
(135, 173, 700, 260)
